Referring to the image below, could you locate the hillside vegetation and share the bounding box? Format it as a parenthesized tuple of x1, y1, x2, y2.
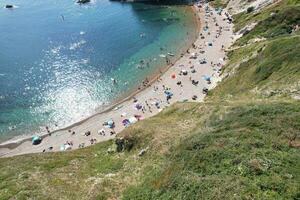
(1, 0, 300, 199)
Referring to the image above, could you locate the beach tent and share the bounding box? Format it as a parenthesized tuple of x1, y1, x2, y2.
(104, 119, 115, 128)
(171, 74, 176, 79)
(32, 136, 42, 145)
(202, 75, 211, 82)
(107, 119, 115, 128)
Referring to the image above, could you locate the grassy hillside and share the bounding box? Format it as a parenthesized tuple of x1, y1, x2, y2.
(1, 0, 300, 199)
(233, 0, 300, 46)
(123, 101, 300, 200)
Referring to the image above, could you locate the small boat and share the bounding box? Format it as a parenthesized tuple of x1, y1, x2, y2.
(77, 0, 90, 4)
(5, 4, 13, 8)
(159, 54, 166, 58)
(167, 52, 175, 56)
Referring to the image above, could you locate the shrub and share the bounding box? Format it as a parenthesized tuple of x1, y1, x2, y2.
(247, 6, 255, 13)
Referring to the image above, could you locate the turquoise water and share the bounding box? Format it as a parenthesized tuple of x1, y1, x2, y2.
(0, 0, 197, 140)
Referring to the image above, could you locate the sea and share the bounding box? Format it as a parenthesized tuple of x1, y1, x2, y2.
(0, 0, 197, 141)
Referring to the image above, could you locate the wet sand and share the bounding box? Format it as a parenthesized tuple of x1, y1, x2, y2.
(0, 3, 235, 157)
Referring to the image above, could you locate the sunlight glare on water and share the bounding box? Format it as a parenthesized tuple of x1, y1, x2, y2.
(0, 0, 197, 140)
(26, 42, 112, 128)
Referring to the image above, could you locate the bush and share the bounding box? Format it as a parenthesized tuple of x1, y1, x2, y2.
(247, 6, 255, 13)
(115, 135, 135, 152)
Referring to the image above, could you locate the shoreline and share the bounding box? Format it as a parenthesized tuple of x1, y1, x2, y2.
(0, 3, 235, 157)
(0, 5, 200, 148)
(110, 5, 201, 107)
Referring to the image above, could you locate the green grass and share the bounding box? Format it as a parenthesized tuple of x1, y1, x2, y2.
(122, 102, 300, 200)
(0, 103, 206, 200)
(1, 0, 300, 199)
(235, 4, 300, 46)
(233, 0, 300, 33)
(208, 0, 230, 8)
(0, 140, 127, 199)
(209, 35, 300, 100)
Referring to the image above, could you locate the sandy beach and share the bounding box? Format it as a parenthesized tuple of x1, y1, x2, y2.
(0, 3, 235, 157)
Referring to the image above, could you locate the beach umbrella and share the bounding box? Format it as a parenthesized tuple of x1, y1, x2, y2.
(32, 136, 42, 145)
